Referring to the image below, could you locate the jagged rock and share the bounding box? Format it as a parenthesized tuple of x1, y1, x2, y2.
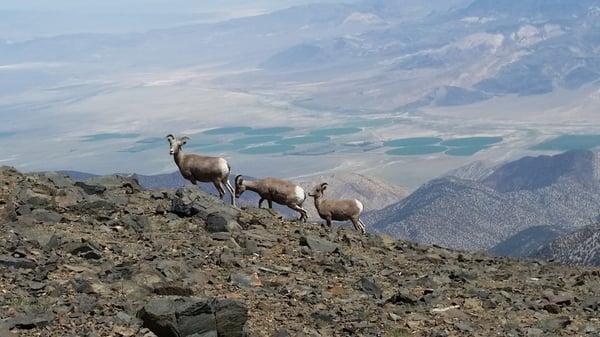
(206, 212, 241, 233)
(5, 312, 54, 329)
(71, 198, 116, 213)
(67, 240, 103, 260)
(358, 277, 383, 299)
(137, 297, 247, 337)
(0, 255, 37, 269)
(75, 181, 107, 195)
(31, 209, 63, 223)
(299, 235, 338, 254)
(387, 289, 420, 305)
(229, 272, 262, 288)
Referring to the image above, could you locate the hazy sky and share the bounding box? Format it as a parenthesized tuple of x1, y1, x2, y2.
(0, 0, 357, 39)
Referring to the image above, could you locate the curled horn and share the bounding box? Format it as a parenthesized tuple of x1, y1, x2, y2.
(320, 182, 328, 188)
(166, 134, 175, 141)
(180, 136, 190, 143)
(235, 175, 243, 184)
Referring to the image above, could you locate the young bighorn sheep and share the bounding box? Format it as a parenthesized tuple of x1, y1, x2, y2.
(234, 175, 308, 222)
(308, 182, 366, 234)
(167, 134, 236, 206)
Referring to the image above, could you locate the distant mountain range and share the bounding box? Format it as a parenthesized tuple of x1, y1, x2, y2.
(5, 0, 599, 114)
(365, 150, 600, 255)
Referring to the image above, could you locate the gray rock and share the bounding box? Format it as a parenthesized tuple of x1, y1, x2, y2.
(75, 181, 107, 195)
(31, 209, 63, 223)
(229, 272, 261, 288)
(67, 240, 103, 260)
(6, 312, 54, 329)
(358, 277, 383, 299)
(0, 255, 36, 269)
(299, 235, 338, 254)
(206, 213, 241, 233)
(138, 297, 247, 337)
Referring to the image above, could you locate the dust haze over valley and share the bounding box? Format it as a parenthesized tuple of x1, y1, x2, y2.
(2, 0, 600, 191)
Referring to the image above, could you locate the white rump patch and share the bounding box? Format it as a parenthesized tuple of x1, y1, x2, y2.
(294, 186, 306, 203)
(354, 199, 364, 213)
(218, 158, 230, 174)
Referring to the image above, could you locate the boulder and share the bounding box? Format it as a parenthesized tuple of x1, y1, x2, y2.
(138, 297, 247, 337)
(75, 181, 107, 195)
(171, 187, 239, 220)
(0, 255, 37, 269)
(299, 236, 338, 254)
(206, 212, 241, 233)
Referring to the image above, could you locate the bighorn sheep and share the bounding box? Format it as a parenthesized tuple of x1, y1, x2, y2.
(308, 182, 366, 234)
(234, 175, 308, 222)
(167, 134, 236, 206)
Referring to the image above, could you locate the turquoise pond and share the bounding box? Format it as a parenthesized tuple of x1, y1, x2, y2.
(82, 133, 140, 142)
(239, 144, 295, 155)
(384, 137, 443, 147)
(243, 127, 294, 135)
(532, 135, 600, 151)
(310, 127, 362, 136)
(441, 137, 503, 147)
(230, 135, 283, 145)
(386, 145, 447, 156)
(202, 127, 252, 135)
(277, 135, 331, 145)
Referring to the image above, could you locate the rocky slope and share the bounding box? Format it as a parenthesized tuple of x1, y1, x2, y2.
(366, 150, 600, 252)
(2, 166, 600, 336)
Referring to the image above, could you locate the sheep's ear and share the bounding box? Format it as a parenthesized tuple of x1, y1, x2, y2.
(235, 175, 243, 185)
(180, 136, 190, 145)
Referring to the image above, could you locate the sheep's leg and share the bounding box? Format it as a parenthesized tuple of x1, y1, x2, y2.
(223, 179, 236, 207)
(268, 200, 273, 209)
(213, 182, 225, 199)
(358, 219, 367, 234)
(351, 218, 365, 234)
(258, 198, 265, 208)
(325, 216, 332, 228)
(289, 205, 308, 222)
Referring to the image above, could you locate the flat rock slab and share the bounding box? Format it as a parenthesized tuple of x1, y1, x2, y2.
(299, 235, 338, 254)
(138, 296, 248, 337)
(4, 312, 54, 330)
(0, 255, 37, 269)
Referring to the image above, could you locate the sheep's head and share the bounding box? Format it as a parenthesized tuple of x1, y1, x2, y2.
(166, 134, 189, 155)
(234, 175, 246, 198)
(308, 182, 328, 199)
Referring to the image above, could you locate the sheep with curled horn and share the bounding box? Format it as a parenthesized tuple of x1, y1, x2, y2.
(234, 175, 308, 222)
(308, 182, 366, 234)
(166, 134, 236, 206)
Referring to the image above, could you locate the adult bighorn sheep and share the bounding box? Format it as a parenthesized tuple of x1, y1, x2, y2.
(234, 175, 308, 222)
(166, 134, 236, 206)
(308, 182, 366, 234)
